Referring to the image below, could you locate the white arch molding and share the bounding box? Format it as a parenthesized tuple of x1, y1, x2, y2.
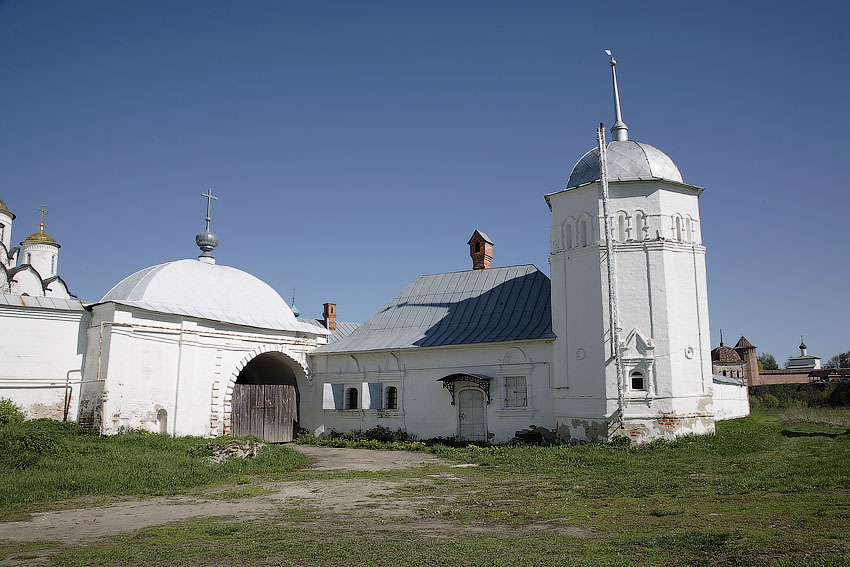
(217, 343, 310, 435)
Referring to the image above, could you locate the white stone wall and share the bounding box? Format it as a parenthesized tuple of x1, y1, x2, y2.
(20, 241, 58, 279)
(547, 179, 714, 443)
(80, 303, 321, 437)
(0, 299, 89, 420)
(712, 378, 750, 420)
(309, 340, 555, 444)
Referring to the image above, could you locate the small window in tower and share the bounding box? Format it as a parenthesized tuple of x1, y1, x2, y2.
(630, 369, 646, 391)
(26, 252, 31, 264)
(50, 256, 55, 275)
(675, 216, 682, 241)
(685, 218, 693, 242)
(617, 214, 626, 242)
(580, 220, 588, 247)
(475, 241, 481, 253)
(0, 224, 4, 241)
(345, 387, 358, 410)
(385, 386, 398, 410)
(565, 224, 573, 249)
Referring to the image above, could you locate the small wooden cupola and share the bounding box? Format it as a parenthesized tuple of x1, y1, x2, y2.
(468, 230, 493, 270)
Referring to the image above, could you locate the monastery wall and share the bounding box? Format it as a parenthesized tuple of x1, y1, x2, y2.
(0, 296, 89, 421)
(310, 340, 555, 444)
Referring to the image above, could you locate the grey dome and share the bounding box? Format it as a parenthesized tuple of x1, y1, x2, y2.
(567, 140, 683, 188)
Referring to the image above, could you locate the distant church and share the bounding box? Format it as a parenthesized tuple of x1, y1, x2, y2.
(0, 54, 748, 444)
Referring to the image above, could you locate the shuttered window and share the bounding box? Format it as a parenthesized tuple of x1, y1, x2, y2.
(504, 376, 527, 408)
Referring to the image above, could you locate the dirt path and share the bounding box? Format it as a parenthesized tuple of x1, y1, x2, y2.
(1, 446, 451, 544)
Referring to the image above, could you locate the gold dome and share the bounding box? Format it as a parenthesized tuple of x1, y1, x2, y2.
(23, 223, 59, 246)
(0, 198, 14, 220)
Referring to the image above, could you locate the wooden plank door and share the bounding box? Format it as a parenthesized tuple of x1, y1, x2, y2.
(232, 384, 265, 439)
(263, 385, 297, 443)
(458, 389, 486, 442)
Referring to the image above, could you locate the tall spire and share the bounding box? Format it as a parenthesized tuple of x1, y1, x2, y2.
(195, 188, 219, 264)
(604, 50, 629, 142)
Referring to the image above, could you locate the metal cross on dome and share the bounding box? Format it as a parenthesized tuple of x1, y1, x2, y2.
(200, 188, 218, 231)
(38, 203, 47, 228)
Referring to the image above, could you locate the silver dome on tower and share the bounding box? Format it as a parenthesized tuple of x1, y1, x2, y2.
(566, 51, 683, 189)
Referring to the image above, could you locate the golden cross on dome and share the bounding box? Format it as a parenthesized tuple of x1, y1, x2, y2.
(38, 203, 47, 230)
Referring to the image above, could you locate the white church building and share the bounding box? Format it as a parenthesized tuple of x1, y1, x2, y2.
(0, 55, 748, 444)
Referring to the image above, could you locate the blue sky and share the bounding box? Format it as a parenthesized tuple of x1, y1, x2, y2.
(1, 1, 848, 364)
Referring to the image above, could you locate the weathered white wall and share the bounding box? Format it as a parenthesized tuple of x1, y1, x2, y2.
(0, 296, 89, 420)
(309, 340, 555, 444)
(547, 179, 714, 443)
(712, 378, 750, 420)
(80, 303, 322, 437)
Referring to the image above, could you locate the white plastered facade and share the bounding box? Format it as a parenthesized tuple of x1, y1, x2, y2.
(310, 340, 554, 444)
(547, 178, 716, 443)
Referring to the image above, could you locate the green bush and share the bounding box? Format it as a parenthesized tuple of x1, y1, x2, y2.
(0, 397, 26, 424)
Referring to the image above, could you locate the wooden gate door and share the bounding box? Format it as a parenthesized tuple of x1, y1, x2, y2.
(263, 385, 297, 443)
(231, 384, 297, 442)
(458, 389, 486, 442)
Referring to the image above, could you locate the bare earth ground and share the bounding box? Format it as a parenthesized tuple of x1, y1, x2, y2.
(1, 446, 499, 545)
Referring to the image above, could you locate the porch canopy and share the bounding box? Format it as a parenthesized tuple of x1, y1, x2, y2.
(437, 373, 493, 405)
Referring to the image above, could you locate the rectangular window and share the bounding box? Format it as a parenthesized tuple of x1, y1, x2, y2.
(630, 370, 646, 391)
(504, 376, 527, 408)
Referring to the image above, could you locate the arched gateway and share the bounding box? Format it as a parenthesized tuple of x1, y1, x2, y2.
(231, 352, 302, 442)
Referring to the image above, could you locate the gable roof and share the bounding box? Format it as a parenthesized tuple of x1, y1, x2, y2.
(315, 264, 553, 354)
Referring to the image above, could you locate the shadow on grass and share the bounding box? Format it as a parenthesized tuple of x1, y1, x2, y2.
(780, 429, 850, 439)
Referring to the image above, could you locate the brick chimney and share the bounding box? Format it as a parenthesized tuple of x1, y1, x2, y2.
(468, 230, 493, 270)
(323, 302, 337, 331)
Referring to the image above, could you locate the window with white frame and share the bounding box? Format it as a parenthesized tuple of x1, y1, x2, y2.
(504, 376, 528, 407)
(630, 369, 646, 391)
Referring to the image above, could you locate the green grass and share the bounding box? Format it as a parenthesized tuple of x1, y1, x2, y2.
(0, 419, 309, 518)
(2, 411, 850, 566)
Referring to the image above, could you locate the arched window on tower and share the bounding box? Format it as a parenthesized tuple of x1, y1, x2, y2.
(630, 369, 646, 391)
(564, 223, 573, 249)
(634, 212, 645, 240)
(617, 214, 626, 242)
(675, 216, 682, 241)
(685, 217, 693, 243)
(579, 220, 588, 247)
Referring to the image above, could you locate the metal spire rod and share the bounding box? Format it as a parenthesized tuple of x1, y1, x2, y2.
(201, 188, 218, 231)
(604, 50, 629, 142)
(598, 124, 626, 428)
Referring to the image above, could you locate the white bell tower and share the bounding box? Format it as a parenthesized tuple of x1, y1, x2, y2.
(20, 204, 61, 279)
(546, 52, 713, 444)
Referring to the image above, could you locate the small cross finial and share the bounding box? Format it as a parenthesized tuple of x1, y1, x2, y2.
(201, 188, 218, 231)
(38, 203, 47, 230)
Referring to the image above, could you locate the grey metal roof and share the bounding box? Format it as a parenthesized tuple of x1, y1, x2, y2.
(0, 293, 85, 311)
(297, 318, 361, 343)
(567, 140, 683, 188)
(713, 374, 746, 386)
(315, 265, 554, 354)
